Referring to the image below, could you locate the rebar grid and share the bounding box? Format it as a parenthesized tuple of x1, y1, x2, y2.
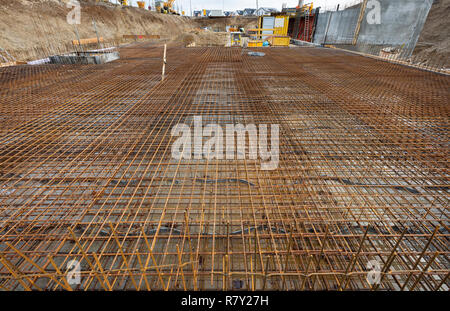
(0, 44, 448, 291)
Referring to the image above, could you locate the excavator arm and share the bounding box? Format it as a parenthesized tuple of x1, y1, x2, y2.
(167, 0, 176, 8)
(164, 0, 178, 14)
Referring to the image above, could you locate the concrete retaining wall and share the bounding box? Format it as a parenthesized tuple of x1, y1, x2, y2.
(313, 7, 360, 45)
(313, 0, 433, 57)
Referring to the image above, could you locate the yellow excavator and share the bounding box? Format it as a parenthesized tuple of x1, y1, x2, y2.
(155, 0, 179, 15)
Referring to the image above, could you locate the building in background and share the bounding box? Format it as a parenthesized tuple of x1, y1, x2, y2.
(282, 7, 298, 16)
(243, 8, 256, 16)
(255, 7, 278, 16)
(209, 9, 224, 17)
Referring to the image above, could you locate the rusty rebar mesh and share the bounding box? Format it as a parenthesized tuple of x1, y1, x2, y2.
(0, 44, 448, 291)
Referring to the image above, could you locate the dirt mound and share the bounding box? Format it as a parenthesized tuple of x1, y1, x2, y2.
(0, 0, 197, 60)
(413, 0, 450, 68)
(176, 31, 230, 47)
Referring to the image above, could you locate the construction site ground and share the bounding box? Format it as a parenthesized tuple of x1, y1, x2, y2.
(0, 42, 448, 291)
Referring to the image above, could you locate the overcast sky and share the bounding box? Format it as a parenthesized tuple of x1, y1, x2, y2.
(129, 0, 359, 13)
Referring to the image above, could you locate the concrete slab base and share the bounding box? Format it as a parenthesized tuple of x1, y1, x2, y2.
(49, 51, 120, 64)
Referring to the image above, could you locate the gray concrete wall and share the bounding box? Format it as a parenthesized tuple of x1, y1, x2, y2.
(313, 11, 331, 44)
(314, 7, 360, 45)
(313, 0, 433, 57)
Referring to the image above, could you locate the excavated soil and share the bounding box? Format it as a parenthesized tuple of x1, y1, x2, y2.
(0, 0, 198, 60)
(413, 0, 450, 67)
(0, 1, 259, 61)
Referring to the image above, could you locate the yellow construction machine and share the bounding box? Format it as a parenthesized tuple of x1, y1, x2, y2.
(297, 2, 314, 14)
(155, 0, 179, 14)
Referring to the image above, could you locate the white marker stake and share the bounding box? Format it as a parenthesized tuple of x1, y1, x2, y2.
(162, 44, 167, 81)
